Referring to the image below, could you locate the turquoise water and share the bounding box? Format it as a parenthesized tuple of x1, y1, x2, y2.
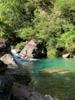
(33, 58, 75, 73)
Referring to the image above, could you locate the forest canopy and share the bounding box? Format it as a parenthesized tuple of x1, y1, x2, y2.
(0, 0, 75, 57)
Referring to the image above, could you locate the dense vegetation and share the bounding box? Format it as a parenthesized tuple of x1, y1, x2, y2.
(0, 0, 75, 57)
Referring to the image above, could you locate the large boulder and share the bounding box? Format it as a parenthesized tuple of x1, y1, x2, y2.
(20, 39, 47, 58)
(0, 54, 18, 68)
(20, 39, 37, 58)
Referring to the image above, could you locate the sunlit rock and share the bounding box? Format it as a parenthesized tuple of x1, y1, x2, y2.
(62, 53, 73, 58)
(0, 53, 18, 69)
(20, 39, 47, 58)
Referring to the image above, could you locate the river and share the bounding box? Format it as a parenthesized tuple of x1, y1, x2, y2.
(33, 58, 75, 74)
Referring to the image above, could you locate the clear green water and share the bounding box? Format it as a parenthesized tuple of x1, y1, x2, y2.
(32, 58, 75, 100)
(33, 58, 75, 73)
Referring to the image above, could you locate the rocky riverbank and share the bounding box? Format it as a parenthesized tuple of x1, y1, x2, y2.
(0, 38, 53, 100)
(0, 57, 53, 100)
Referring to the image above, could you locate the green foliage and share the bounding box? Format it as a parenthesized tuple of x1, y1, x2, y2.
(61, 2, 75, 25)
(47, 48, 57, 58)
(0, 31, 5, 37)
(17, 27, 34, 40)
(15, 42, 25, 50)
(39, 0, 55, 12)
(59, 29, 75, 52)
(0, 21, 16, 41)
(0, 0, 75, 57)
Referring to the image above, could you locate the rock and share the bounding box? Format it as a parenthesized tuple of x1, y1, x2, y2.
(20, 39, 47, 58)
(30, 92, 53, 100)
(0, 60, 7, 72)
(13, 74, 31, 85)
(62, 53, 73, 58)
(0, 73, 13, 100)
(12, 82, 32, 100)
(30, 92, 44, 100)
(0, 53, 18, 69)
(12, 83, 53, 100)
(0, 38, 9, 54)
(20, 39, 37, 58)
(56, 46, 65, 57)
(0, 60, 13, 100)
(0, 38, 6, 49)
(44, 95, 53, 100)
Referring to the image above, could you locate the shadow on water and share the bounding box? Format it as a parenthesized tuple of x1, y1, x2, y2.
(31, 70, 75, 100)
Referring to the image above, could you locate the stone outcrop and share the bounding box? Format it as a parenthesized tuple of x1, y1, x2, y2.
(20, 39, 47, 58)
